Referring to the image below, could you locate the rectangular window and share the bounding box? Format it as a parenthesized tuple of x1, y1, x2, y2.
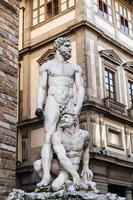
(128, 81, 133, 107)
(32, 0, 75, 26)
(32, 0, 45, 26)
(99, 0, 108, 19)
(115, 2, 132, 35)
(105, 68, 115, 99)
(94, 0, 113, 23)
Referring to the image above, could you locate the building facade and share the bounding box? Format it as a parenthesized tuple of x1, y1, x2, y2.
(0, 0, 19, 199)
(18, 0, 133, 199)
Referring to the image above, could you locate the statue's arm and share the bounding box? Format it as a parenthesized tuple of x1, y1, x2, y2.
(74, 65, 84, 115)
(52, 132, 80, 179)
(82, 132, 90, 168)
(36, 64, 48, 109)
(81, 131, 93, 181)
(35, 64, 48, 119)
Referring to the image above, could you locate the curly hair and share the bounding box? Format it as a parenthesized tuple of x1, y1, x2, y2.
(60, 110, 78, 126)
(53, 37, 70, 51)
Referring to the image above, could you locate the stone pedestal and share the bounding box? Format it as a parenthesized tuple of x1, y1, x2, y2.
(7, 188, 126, 200)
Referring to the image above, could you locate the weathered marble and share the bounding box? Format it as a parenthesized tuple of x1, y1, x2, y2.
(7, 37, 126, 200)
(35, 37, 84, 187)
(7, 188, 126, 200)
(34, 110, 99, 193)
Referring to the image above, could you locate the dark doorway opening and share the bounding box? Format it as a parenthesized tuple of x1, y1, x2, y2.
(108, 184, 126, 197)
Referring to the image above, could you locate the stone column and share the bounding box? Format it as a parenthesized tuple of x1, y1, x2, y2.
(126, 190, 132, 200)
(0, 0, 19, 199)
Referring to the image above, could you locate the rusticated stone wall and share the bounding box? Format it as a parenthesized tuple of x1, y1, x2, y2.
(0, 0, 19, 199)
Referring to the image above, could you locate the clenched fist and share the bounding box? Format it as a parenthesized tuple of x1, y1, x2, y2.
(35, 108, 44, 120)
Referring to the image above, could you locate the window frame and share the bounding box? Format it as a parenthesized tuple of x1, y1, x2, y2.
(104, 67, 116, 100)
(31, 0, 76, 28)
(98, 0, 108, 19)
(94, 0, 113, 24)
(123, 62, 133, 109)
(102, 60, 118, 101)
(128, 80, 133, 108)
(115, 0, 133, 36)
(130, 133, 133, 153)
(32, 0, 46, 26)
(100, 50, 122, 103)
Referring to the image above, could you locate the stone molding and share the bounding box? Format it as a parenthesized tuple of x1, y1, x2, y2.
(99, 50, 122, 65)
(37, 49, 55, 65)
(17, 100, 133, 129)
(122, 61, 133, 74)
(19, 20, 133, 58)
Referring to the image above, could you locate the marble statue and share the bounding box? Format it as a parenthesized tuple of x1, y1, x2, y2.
(35, 37, 84, 187)
(51, 110, 99, 193)
(7, 37, 126, 200)
(34, 110, 99, 193)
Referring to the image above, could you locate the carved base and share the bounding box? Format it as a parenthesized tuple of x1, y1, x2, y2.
(7, 188, 126, 200)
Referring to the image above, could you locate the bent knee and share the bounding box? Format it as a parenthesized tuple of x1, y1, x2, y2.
(44, 135, 52, 144)
(52, 181, 60, 191)
(52, 179, 63, 191)
(33, 159, 41, 172)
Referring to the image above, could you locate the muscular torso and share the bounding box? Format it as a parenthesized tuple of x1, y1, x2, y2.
(60, 129, 89, 167)
(47, 60, 76, 105)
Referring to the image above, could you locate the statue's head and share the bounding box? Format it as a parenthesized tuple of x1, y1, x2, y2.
(59, 111, 78, 128)
(53, 37, 72, 60)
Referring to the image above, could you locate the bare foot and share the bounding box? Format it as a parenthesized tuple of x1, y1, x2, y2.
(73, 175, 81, 190)
(36, 178, 49, 188)
(89, 181, 100, 193)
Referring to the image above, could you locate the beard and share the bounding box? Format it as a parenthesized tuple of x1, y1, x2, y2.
(60, 120, 74, 129)
(60, 122, 70, 128)
(60, 50, 72, 61)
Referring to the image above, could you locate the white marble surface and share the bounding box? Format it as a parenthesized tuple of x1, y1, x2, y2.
(7, 188, 126, 200)
(35, 37, 84, 187)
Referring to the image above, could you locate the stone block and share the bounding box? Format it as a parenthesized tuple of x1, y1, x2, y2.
(4, 113, 17, 125)
(0, 144, 16, 153)
(0, 150, 15, 160)
(0, 158, 16, 170)
(0, 121, 10, 129)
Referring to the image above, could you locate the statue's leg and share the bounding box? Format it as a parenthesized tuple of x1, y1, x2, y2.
(52, 171, 69, 191)
(33, 159, 43, 178)
(90, 181, 100, 193)
(37, 96, 60, 187)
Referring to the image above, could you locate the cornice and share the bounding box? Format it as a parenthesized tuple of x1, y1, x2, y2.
(91, 153, 133, 169)
(17, 117, 43, 128)
(125, 0, 133, 5)
(19, 20, 133, 58)
(16, 153, 133, 176)
(17, 101, 133, 128)
(82, 101, 133, 127)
